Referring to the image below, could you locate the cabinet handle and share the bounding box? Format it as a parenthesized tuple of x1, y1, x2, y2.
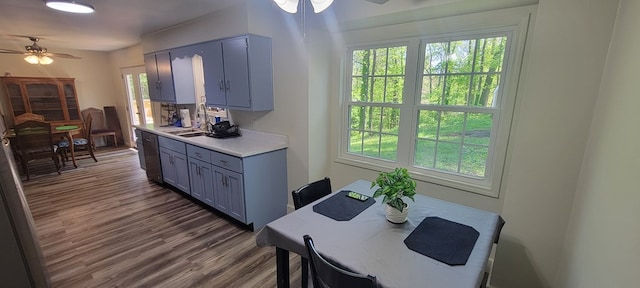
(220, 160, 228, 166)
(225, 80, 230, 91)
(219, 80, 224, 91)
(197, 166, 201, 176)
(195, 152, 201, 158)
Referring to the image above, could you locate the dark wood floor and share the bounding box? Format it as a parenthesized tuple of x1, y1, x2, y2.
(21, 147, 302, 287)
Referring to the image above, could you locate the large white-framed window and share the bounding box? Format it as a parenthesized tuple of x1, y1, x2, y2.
(338, 10, 531, 197)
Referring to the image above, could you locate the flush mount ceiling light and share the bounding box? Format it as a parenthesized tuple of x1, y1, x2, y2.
(274, 0, 334, 13)
(45, 0, 95, 14)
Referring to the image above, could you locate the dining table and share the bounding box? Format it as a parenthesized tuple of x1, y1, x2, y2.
(7, 125, 83, 168)
(255, 180, 505, 288)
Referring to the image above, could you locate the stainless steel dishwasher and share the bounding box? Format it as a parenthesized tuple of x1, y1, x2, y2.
(141, 131, 163, 183)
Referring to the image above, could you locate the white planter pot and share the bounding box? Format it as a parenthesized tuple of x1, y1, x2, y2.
(385, 204, 408, 224)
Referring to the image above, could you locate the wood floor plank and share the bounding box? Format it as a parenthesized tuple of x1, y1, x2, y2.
(21, 148, 303, 287)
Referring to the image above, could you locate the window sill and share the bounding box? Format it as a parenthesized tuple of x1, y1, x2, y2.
(335, 155, 500, 198)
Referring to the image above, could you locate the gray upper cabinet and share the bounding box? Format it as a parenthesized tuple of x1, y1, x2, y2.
(144, 50, 196, 104)
(203, 35, 273, 111)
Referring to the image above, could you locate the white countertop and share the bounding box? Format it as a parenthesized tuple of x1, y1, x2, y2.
(134, 124, 288, 158)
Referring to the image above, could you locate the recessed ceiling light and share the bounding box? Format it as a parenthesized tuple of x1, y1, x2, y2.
(45, 1, 95, 14)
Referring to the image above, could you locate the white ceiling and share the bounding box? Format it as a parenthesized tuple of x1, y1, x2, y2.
(0, 0, 238, 52)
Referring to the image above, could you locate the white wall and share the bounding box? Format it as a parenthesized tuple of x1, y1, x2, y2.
(490, 0, 619, 286)
(555, 0, 640, 286)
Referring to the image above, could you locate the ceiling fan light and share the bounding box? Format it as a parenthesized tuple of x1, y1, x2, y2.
(274, 0, 299, 13)
(310, 0, 334, 13)
(39, 56, 54, 65)
(24, 55, 40, 64)
(45, 1, 95, 14)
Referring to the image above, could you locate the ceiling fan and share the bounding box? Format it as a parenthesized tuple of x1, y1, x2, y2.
(0, 36, 81, 65)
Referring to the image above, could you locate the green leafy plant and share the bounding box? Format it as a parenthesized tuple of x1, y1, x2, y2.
(371, 168, 417, 212)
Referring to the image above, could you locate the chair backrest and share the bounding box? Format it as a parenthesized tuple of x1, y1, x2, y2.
(303, 235, 377, 288)
(84, 113, 93, 141)
(15, 113, 45, 125)
(14, 120, 54, 155)
(292, 177, 332, 210)
(81, 107, 107, 131)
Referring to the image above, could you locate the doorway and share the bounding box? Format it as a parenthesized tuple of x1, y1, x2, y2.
(122, 66, 153, 146)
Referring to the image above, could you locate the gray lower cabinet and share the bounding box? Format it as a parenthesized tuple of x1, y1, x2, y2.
(135, 129, 145, 170)
(184, 143, 287, 230)
(159, 137, 190, 193)
(187, 145, 214, 206)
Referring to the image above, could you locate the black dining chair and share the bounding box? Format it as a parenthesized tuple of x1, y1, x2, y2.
(303, 235, 377, 288)
(291, 177, 332, 288)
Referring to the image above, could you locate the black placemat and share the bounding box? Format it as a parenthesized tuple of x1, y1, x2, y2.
(404, 217, 479, 266)
(313, 190, 375, 221)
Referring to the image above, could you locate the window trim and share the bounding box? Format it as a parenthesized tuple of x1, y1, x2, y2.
(336, 8, 533, 198)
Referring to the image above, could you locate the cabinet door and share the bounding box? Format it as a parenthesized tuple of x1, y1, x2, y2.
(25, 83, 64, 121)
(156, 51, 176, 103)
(202, 40, 226, 107)
(160, 147, 176, 186)
(225, 170, 245, 222)
(5, 82, 27, 117)
(200, 163, 215, 207)
(222, 37, 251, 108)
(62, 83, 80, 120)
(173, 152, 190, 193)
(144, 54, 161, 101)
(213, 168, 229, 214)
(188, 159, 203, 201)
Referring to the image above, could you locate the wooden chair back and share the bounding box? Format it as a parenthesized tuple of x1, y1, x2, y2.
(14, 119, 59, 180)
(15, 113, 45, 125)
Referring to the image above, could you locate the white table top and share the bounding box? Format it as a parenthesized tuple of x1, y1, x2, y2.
(134, 124, 288, 158)
(256, 180, 504, 288)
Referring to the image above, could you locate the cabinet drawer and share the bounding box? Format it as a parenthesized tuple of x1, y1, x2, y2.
(187, 144, 211, 163)
(158, 136, 186, 153)
(211, 151, 243, 173)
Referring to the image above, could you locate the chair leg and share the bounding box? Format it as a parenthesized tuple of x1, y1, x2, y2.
(52, 155, 61, 175)
(87, 145, 98, 162)
(22, 158, 30, 181)
(301, 257, 309, 288)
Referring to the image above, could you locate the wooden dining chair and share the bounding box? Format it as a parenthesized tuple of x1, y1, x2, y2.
(303, 235, 377, 288)
(291, 177, 332, 288)
(14, 112, 45, 125)
(13, 120, 60, 180)
(57, 113, 97, 164)
(81, 107, 117, 149)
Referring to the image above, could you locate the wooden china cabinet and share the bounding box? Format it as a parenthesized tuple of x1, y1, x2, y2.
(1, 77, 82, 127)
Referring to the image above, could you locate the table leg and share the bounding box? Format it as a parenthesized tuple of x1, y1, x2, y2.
(66, 132, 77, 168)
(276, 247, 290, 288)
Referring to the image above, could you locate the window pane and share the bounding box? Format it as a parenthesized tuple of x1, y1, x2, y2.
(380, 133, 398, 161)
(435, 142, 461, 173)
(421, 75, 444, 104)
(470, 74, 500, 107)
(417, 110, 439, 139)
(474, 37, 506, 73)
(444, 74, 471, 105)
(351, 46, 406, 105)
(349, 106, 364, 129)
(349, 130, 364, 154)
(363, 132, 381, 158)
(464, 113, 492, 146)
(439, 112, 465, 143)
(415, 139, 436, 168)
(460, 146, 488, 177)
(424, 43, 447, 74)
(447, 39, 476, 74)
(381, 107, 400, 134)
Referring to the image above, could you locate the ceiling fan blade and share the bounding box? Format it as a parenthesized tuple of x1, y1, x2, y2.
(364, 0, 389, 4)
(46, 52, 82, 60)
(0, 48, 25, 54)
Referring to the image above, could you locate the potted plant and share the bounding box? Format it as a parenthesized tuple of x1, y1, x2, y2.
(371, 168, 417, 223)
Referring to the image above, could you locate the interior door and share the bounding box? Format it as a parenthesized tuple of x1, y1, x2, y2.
(122, 66, 153, 145)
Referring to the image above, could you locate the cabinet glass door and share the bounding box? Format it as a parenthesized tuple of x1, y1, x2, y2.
(25, 83, 64, 121)
(6, 83, 26, 117)
(63, 84, 80, 120)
